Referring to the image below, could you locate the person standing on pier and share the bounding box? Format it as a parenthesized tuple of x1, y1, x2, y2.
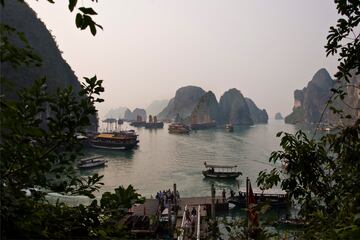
(222, 189, 226, 203)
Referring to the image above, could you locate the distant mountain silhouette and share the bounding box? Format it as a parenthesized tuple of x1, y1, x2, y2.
(105, 107, 128, 119)
(274, 112, 283, 120)
(146, 99, 169, 116)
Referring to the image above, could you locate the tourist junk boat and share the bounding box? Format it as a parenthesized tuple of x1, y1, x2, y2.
(168, 123, 191, 134)
(145, 115, 164, 129)
(202, 162, 242, 179)
(130, 115, 146, 127)
(89, 130, 139, 150)
(227, 188, 288, 208)
(225, 124, 234, 132)
(78, 155, 106, 169)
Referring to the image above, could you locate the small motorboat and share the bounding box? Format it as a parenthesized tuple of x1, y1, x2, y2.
(202, 162, 241, 179)
(78, 155, 106, 169)
(225, 124, 234, 132)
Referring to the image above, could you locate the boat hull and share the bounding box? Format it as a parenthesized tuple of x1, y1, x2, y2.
(227, 196, 288, 208)
(145, 122, 164, 129)
(202, 170, 241, 179)
(89, 141, 138, 150)
(78, 160, 106, 169)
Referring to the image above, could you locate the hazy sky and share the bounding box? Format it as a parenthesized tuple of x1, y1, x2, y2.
(26, 0, 339, 118)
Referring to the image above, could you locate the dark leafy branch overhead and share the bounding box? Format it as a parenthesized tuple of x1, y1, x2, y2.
(325, 0, 360, 82)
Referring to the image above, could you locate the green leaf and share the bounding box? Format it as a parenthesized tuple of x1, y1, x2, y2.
(75, 13, 83, 28)
(68, 0, 78, 12)
(89, 23, 96, 36)
(79, 7, 98, 15)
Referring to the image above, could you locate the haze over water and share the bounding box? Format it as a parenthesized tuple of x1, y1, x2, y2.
(81, 120, 297, 198)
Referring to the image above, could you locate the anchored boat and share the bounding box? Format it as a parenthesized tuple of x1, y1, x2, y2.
(89, 130, 139, 150)
(202, 162, 241, 179)
(227, 188, 288, 208)
(78, 155, 106, 169)
(168, 123, 191, 134)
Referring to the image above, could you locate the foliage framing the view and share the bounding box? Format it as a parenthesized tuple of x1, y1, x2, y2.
(256, 1, 360, 239)
(0, 0, 144, 239)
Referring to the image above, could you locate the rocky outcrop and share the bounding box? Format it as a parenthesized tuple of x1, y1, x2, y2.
(133, 108, 147, 122)
(274, 112, 284, 120)
(245, 98, 268, 124)
(285, 68, 360, 125)
(285, 69, 334, 124)
(1, 0, 81, 97)
(124, 108, 134, 121)
(157, 86, 206, 120)
(1, 1, 99, 131)
(219, 89, 253, 125)
(146, 99, 169, 116)
(191, 91, 221, 123)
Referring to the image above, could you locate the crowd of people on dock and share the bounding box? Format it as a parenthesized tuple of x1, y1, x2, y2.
(184, 207, 197, 237)
(155, 189, 180, 211)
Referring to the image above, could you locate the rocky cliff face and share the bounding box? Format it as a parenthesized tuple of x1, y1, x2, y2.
(157, 86, 206, 120)
(285, 69, 334, 124)
(245, 98, 268, 124)
(133, 108, 147, 121)
(1, 1, 99, 131)
(1, 0, 81, 97)
(219, 89, 253, 125)
(190, 91, 221, 123)
(285, 68, 360, 125)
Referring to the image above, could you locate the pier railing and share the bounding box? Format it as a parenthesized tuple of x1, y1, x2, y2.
(196, 205, 201, 240)
(177, 205, 188, 240)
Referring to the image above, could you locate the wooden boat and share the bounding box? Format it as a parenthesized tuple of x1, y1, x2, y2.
(145, 122, 164, 129)
(227, 188, 288, 208)
(130, 121, 146, 127)
(202, 162, 241, 179)
(168, 123, 191, 134)
(225, 124, 234, 132)
(89, 130, 139, 150)
(78, 155, 106, 169)
(145, 115, 164, 129)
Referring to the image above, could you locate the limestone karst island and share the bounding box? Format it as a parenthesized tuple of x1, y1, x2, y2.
(1, 0, 359, 239)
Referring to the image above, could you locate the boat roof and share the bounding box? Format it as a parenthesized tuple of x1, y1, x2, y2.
(238, 187, 287, 195)
(80, 155, 103, 162)
(204, 163, 237, 169)
(96, 133, 134, 139)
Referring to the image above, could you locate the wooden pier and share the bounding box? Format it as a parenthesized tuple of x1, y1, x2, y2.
(127, 184, 229, 239)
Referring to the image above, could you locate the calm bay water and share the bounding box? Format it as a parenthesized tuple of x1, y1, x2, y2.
(81, 120, 297, 198)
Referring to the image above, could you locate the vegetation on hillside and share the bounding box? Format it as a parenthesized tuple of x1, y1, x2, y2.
(0, 1, 143, 239)
(256, 0, 360, 239)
